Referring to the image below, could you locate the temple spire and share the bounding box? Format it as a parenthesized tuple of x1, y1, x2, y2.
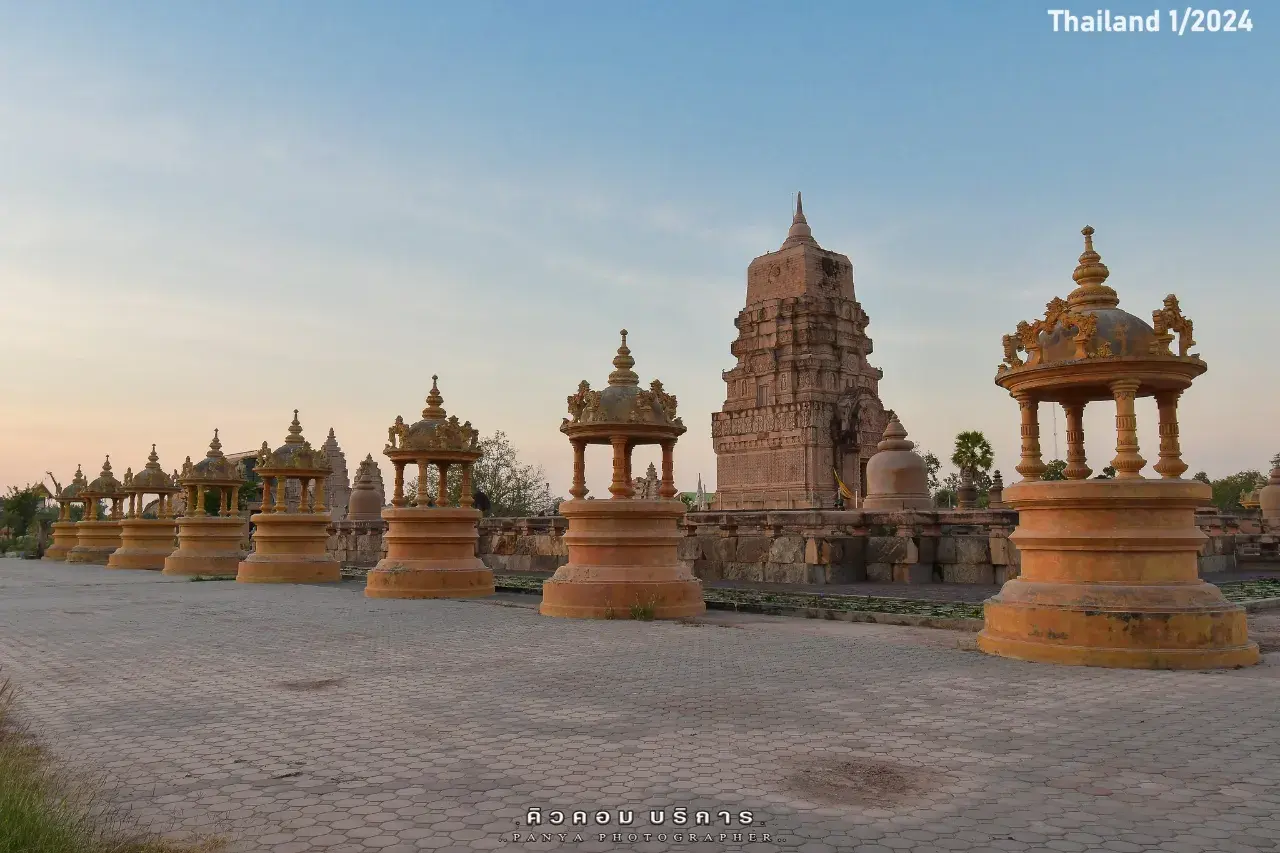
(782, 191, 818, 248)
(607, 329, 639, 386)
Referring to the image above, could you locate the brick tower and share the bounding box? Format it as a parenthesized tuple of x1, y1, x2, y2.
(712, 194, 891, 509)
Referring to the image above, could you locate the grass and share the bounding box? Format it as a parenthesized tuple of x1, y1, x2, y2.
(0, 677, 223, 853)
(187, 576, 235, 582)
(1218, 578, 1280, 603)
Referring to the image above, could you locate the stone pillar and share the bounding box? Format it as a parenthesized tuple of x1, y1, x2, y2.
(659, 441, 677, 499)
(262, 477, 274, 513)
(314, 477, 327, 514)
(570, 440, 588, 499)
(196, 485, 207, 517)
(274, 477, 288, 513)
(459, 464, 473, 508)
(393, 462, 406, 507)
(609, 436, 629, 499)
(1014, 393, 1047, 480)
(1153, 390, 1188, 479)
(1110, 379, 1146, 478)
(1063, 402, 1091, 480)
(435, 462, 449, 507)
(416, 461, 430, 507)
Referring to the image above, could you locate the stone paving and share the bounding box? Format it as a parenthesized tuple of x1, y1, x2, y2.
(1, 558, 1278, 853)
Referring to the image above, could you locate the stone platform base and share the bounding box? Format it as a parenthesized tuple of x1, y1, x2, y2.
(163, 517, 247, 577)
(107, 519, 177, 571)
(366, 506, 490, 599)
(237, 556, 341, 584)
(539, 573, 705, 619)
(365, 559, 494, 599)
(977, 479, 1260, 670)
(978, 584, 1259, 669)
(44, 521, 80, 561)
(540, 498, 705, 620)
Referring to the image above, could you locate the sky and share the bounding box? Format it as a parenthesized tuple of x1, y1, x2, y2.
(1, 1, 1276, 499)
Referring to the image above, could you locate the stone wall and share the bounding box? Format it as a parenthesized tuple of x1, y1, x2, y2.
(477, 517, 568, 573)
(1195, 510, 1279, 573)
(679, 509, 1020, 585)
(327, 519, 386, 569)
(322, 507, 1279, 583)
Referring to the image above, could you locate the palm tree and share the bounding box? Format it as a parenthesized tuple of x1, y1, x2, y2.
(951, 431, 994, 481)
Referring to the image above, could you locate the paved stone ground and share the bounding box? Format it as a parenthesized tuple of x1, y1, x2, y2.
(502, 566, 1280, 604)
(1, 558, 1278, 853)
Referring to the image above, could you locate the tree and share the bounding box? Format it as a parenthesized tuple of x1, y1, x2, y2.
(951, 431, 994, 480)
(2, 486, 43, 540)
(1209, 470, 1262, 511)
(1271, 452, 1280, 470)
(1193, 471, 1210, 484)
(921, 452, 941, 494)
(1041, 459, 1067, 481)
(408, 431, 554, 517)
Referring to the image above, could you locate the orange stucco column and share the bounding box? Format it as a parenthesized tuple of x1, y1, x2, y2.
(1153, 390, 1188, 479)
(570, 440, 588, 499)
(1062, 403, 1091, 480)
(1014, 393, 1047, 481)
(608, 436, 630, 498)
(1109, 379, 1146, 478)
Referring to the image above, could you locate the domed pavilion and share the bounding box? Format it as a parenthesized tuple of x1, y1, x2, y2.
(540, 331, 705, 620)
(237, 411, 341, 584)
(977, 226, 1258, 669)
(107, 445, 180, 571)
(365, 376, 492, 599)
(44, 465, 89, 561)
(163, 430, 248, 577)
(67, 457, 125, 565)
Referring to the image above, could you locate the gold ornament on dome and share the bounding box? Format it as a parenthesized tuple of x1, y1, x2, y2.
(385, 376, 480, 456)
(83, 456, 123, 497)
(997, 226, 1202, 375)
(255, 410, 331, 475)
(562, 330, 685, 430)
(179, 429, 246, 486)
(125, 444, 179, 494)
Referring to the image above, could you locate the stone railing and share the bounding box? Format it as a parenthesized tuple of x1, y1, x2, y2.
(680, 509, 1020, 585)
(321, 506, 1279, 584)
(1194, 509, 1279, 573)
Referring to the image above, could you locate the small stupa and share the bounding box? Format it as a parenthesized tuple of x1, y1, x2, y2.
(1260, 463, 1280, 524)
(44, 465, 89, 561)
(978, 226, 1258, 669)
(345, 454, 385, 521)
(108, 445, 181, 570)
(163, 430, 248, 577)
(540, 330, 705, 619)
(365, 376, 492, 599)
(987, 470, 1006, 509)
(67, 457, 125, 565)
(861, 415, 932, 510)
(237, 411, 341, 584)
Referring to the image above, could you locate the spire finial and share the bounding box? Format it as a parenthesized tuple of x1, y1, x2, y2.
(285, 409, 305, 444)
(876, 414, 915, 452)
(208, 430, 223, 457)
(147, 444, 160, 466)
(782, 191, 817, 248)
(1067, 224, 1119, 310)
(608, 329, 639, 386)
(423, 374, 446, 420)
(102, 455, 112, 473)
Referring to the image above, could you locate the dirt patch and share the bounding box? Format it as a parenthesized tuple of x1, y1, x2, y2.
(786, 757, 937, 806)
(278, 677, 345, 691)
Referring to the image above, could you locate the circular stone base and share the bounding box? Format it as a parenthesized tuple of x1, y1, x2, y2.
(162, 554, 243, 577)
(65, 547, 118, 566)
(979, 478, 1261, 670)
(42, 546, 73, 562)
(104, 551, 170, 571)
(237, 557, 341, 584)
(539, 577, 705, 619)
(365, 559, 494, 599)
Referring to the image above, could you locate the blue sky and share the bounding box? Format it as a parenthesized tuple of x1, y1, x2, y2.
(1, 1, 1276, 496)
